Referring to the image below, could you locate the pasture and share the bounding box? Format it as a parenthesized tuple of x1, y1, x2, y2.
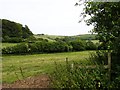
(2, 43, 18, 48)
(2, 51, 94, 84)
(34, 34, 64, 42)
(34, 34, 97, 41)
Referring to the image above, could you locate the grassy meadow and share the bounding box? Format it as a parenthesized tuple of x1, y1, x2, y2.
(2, 34, 97, 84)
(34, 34, 97, 41)
(2, 51, 94, 84)
(2, 43, 18, 48)
(34, 34, 64, 42)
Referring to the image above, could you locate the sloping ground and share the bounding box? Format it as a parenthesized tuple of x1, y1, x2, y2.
(34, 34, 64, 42)
(2, 74, 50, 88)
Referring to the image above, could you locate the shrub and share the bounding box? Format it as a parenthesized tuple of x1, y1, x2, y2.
(50, 60, 109, 89)
(2, 43, 29, 54)
(85, 40, 97, 50)
(88, 50, 108, 65)
(2, 41, 73, 54)
(24, 36, 37, 43)
(27, 43, 38, 53)
(14, 43, 29, 54)
(88, 50, 120, 88)
(70, 40, 86, 51)
(3, 37, 23, 43)
(9, 37, 23, 43)
(2, 47, 14, 54)
(52, 42, 68, 52)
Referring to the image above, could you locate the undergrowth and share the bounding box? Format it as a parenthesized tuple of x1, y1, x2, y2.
(50, 59, 110, 89)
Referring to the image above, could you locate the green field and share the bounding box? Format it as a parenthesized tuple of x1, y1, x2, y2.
(34, 34, 97, 41)
(2, 43, 18, 48)
(76, 34, 96, 40)
(2, 51, 94, 83)
(34, 34, 64, 42)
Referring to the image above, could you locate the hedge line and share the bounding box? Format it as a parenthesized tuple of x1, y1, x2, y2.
(2, 40, 97, 55)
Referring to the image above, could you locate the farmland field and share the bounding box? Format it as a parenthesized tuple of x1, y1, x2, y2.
(2, 51, 94, 84)
(34, 34, 97, 41)
(2, 43, 18, 48)
(34, 34, 64, 42)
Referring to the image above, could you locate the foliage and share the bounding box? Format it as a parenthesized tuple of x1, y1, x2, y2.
(2, 43, 29, 54)
(79, 1, 120, 85)
(83, 2, 120, 46)
(70, 40, 86, 51)
(82, 1, 120, 52)
(112, 65, 120, 88)
(2, 41, 73, 54)
(88, 50, 108, 65)
(51, 60, 110, 89)
(2, 39, 98, 54)
(22, 25, 33, 38)
(2, 19, 33, 42)
(76, 1, 120, 52)
(85, 40, 97, 50)
(88, 50, 120, 88)
(24, 36, 37, 43)
(2, 37, 23, 43)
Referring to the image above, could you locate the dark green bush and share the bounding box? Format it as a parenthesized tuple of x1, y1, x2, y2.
(24, 36, 37, 43)
(2, 47, 14, 54)
(10, 37, 23, 43)
(2, 43, 29, 54)
(70, 40, 86, 51)
(2, 39, 98, 55)
(2, 37, 23, 43)
(88, 50, 108, 65)
(2, 19, 33, 42)
(2, 41, 73, 54)
(27, 43, 38, 53)
(85, 40, 97, 50)
(88, 50, 120, 88)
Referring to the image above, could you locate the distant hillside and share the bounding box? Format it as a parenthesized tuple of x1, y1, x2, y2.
(1, 19, 97, 43)
(34, 34, 97, 41)
(34, 34, 64, 42)
(76, 34, 97, 40)
(2, 19, 33, 42)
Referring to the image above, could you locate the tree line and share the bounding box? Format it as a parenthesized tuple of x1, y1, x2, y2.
(2, 39, 97, 55)
(2, 19, 34, 43)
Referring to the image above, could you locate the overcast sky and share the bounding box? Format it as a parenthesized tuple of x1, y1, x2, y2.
(0, 0, 93, 36)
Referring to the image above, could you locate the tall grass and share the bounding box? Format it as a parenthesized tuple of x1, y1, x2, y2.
(51, 59, 109, 89)
(2, 51, 92, 83)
